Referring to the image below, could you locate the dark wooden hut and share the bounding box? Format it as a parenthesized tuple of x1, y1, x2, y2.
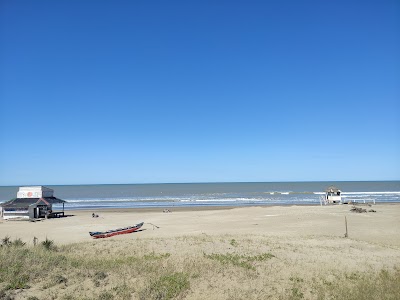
(0, 186, 66, 220)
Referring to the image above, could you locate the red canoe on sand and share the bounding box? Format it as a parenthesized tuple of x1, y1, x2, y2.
(89, 222, 144, 239)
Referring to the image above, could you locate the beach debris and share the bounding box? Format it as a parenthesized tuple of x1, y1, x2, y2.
(29, 218, 43, 222)
(368, 209, 377, 213)
(163, 209, 172, 213)
(350, 206, 367, 213)
(92, 213, 99, 218)
(147, 222, 160, 230)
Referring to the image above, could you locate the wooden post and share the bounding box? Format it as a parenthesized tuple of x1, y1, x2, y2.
(344, 216, 348, 238)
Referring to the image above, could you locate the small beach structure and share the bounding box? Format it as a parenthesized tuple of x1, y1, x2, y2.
(0, 186, 66, 220)
(324, 186, 342, 204)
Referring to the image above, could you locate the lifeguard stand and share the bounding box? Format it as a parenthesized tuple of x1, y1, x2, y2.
(324, 186, 342, 204)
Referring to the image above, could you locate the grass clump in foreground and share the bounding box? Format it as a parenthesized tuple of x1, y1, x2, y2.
(41, 237, 57, 251)
(204, 252, 275, 270)
(139, 272, 190, 300)
(312, 268, 400, 300)
(1, 236, 26, 247)
(0, 238, 60, 291)
(0, 237, 30, 290)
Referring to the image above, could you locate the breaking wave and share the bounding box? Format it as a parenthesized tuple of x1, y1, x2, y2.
(50, 190, 400, 210)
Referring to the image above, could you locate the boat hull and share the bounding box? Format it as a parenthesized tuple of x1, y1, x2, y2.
(89, 222, 144, 239)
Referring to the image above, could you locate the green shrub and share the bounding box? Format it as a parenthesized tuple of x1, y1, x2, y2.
(230, 239, 238, 247)
(41, 238, 56, 251)
(11, 238, 26, 247)
(1, 236, 11, 247)
(54, 275, 68, 285)
(143, 252, 171, 261)
(94, 271, 107, 280)
(6, 274, 30, 290)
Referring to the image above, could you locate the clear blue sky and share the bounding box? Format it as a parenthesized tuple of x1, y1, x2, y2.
(0, 0, 399, 185)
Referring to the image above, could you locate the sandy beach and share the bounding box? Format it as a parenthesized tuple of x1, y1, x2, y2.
(1, 204, 399, 246)
(1, 204, 399, 299)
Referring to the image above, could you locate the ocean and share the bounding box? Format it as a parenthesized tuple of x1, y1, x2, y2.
(0, 181, 399, 210)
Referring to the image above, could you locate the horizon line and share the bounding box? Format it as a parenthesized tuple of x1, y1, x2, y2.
(1, 179, 399, 187)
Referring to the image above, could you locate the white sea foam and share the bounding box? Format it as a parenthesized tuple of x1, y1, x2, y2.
(267, 191, 292, 195)
(182, 198, 265, 202)
(342, 191, 400, 195)
(48, 189, 400, 210)
(64, 197, 187, 203)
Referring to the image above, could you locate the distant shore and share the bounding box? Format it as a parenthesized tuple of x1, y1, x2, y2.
(77, 201, 399, 213)
(56, 200, 400, 213)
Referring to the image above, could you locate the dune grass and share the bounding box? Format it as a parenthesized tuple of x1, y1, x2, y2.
(0, 235, 399, 299)
(204, 252, 274, 271)
(311, 268, 400, 300)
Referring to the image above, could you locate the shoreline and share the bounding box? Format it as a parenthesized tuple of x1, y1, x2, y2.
(62, 201, 400, 213)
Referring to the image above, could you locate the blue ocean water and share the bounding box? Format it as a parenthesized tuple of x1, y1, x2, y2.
(0, 181, 399, 210)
